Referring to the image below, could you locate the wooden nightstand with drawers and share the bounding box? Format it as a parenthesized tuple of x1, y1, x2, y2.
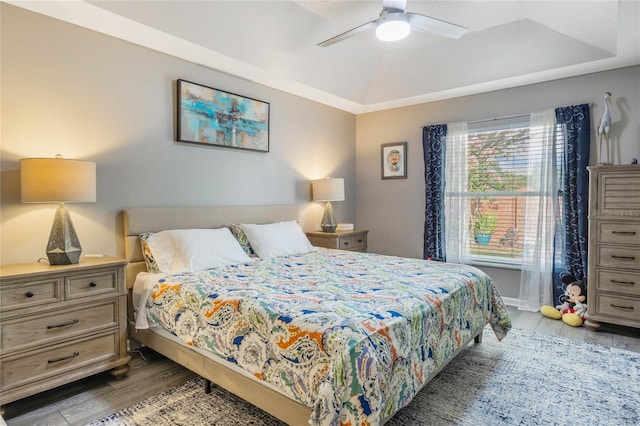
(585, 165, 640, 330)
(306, 229, 368, 252)
(0, 256, 131, 408)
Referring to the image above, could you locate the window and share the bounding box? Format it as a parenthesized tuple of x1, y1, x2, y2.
(425, 104, 590, 310)
(444, 117, 564, 268)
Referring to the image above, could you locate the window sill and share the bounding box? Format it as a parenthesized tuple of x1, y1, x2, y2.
(469, 258, 522, 271)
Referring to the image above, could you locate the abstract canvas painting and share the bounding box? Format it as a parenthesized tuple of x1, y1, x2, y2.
(177, 79, 270, 152)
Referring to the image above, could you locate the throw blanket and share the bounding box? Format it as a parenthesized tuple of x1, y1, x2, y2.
(141, 249, 511, 425)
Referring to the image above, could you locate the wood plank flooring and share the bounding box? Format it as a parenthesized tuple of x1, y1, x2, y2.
(2, 306, 639, 425)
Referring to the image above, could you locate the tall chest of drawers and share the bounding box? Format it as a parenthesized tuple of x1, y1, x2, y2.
(585, 165, 640, 330)
(0, 257, 131, 408)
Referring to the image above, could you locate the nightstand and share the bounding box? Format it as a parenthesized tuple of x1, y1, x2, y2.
(0, 256, 131, 408)
(306, 229, 368, 252)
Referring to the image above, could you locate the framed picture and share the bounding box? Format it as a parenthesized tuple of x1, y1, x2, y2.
(177, 79, 270, 152)
(381, 142, 407, 179)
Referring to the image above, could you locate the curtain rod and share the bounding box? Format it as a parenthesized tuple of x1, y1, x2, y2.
(421, 112, 529, 129)
(468, 112, 529, 124)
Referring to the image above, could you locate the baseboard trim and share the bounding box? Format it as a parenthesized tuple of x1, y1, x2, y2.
(502, 297, 520, 307)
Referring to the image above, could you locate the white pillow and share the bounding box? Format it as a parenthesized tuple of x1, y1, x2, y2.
(146, 228, 253, 273)
(240, 221, 316, 259)
(145, 231, 175, 274)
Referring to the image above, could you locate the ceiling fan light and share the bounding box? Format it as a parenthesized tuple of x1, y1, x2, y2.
(376, 16, 411, 42)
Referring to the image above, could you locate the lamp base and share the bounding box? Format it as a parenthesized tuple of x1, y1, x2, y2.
(320, 201, 338, 233)
(46, 203, 82, 265)
(321, 224, 338, 233)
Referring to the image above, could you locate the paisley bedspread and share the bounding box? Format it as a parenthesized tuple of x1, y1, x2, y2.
(141, 249, 511, 425)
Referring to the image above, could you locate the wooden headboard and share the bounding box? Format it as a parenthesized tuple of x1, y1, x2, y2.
(122, 205, 301, 288)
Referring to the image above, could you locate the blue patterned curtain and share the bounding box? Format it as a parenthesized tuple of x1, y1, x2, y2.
(553, 104, 590, 305)
(422, 125, 447, 261)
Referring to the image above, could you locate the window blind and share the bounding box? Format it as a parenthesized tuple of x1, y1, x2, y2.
(445, 117, 565, 266)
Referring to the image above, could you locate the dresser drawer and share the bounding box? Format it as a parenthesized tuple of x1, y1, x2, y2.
(1, 332, 118, 389)
(594, 294, 640, 322)
(66, 270, 117, 299)
(596, 270, 640, 296)
(307, 234, 339, 249)
(598, 222, 640, 245)
(0, 278, 62, 311)
(1, 301, 118, 352)
(340, 234, 367, 251)
(597, 171, 640, 215)
(597, 246, 640, 270)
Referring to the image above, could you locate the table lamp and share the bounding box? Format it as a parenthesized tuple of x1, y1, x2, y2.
(20, 155, 96, 265)
(312, 178, 345, 233)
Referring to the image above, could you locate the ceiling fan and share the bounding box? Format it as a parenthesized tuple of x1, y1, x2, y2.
(317, 0, 467, 47)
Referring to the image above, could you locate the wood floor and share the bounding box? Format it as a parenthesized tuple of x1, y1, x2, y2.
(2, 306, 639, 426)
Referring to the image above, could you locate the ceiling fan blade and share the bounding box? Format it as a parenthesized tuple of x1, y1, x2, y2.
(382, 0, 407, 12)
(408, 13, 467, 39)
(317, 20, 377, 47)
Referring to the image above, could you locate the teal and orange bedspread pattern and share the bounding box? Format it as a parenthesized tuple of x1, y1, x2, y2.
(144, 249, 511, 425)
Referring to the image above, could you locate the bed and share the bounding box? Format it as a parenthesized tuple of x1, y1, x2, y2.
(122, 205, 511, 425)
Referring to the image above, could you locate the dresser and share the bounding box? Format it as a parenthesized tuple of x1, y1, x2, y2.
(306, 229, 368, 252)
(0, 256, 131, 407)
(585, 165, 640, 330)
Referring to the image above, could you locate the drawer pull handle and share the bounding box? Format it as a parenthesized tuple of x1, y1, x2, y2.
(611, 255, 636, 261)
(89, 282, 98, 287)
(48, 352, 79, 364)
(25, 291, 34, 298)
(47, 319, 80, 329)
(612, 231, 637, 236)
(611, 279, 636, 286)
(610, 304, 635, 311)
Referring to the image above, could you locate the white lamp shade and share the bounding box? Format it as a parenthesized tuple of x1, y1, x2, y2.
(20, 157, 96, 203)
(312, 178, 345, 202)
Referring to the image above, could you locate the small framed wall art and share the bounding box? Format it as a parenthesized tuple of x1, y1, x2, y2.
(381, 142, 407, 179)
(177, 79, 270, 152)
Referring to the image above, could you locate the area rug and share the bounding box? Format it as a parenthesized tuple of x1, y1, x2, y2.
(89, 327, 640, 425)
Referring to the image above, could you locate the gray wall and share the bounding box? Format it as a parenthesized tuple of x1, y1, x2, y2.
(3, 4, 638, 303)
(355, 66, 640, 300)
(0, 5, 356, 265)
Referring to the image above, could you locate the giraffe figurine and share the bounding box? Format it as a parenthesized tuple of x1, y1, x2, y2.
(597, 92, 612, 164)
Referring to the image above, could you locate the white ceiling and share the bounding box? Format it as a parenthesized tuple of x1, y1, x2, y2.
(9, 0, 640, 114)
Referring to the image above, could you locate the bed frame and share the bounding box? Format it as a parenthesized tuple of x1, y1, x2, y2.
(122, 205, 483, 425)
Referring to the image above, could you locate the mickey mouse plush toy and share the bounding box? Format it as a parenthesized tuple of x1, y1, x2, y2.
(540, 274, 587, 327)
